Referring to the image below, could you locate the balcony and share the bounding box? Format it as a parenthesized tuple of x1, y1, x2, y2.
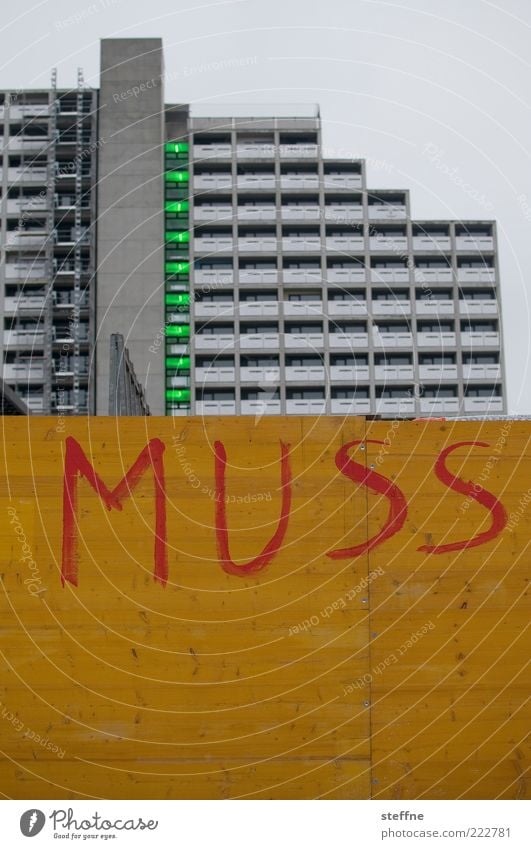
(371, 268, 410, 283)
(239, 269, 277, 285)
(239, 333, 280, 350)
(195, 367, 236, 383)
(375, 398, 415, 415)
(417, 332, 456, 347)
(330, 365, 369, 381)
(368, 205, 407, 220)
(279, 144, 319, 159)
(8, 104, 49, 119)
(194, 205, 233, 221)
(6, 136, 49, 153)
(194, 236, 233, 253)
(372, 301, 411, 316)
(331, 398, 371, 415)
(193, 144, 232, 159)
(327, 268, 366, 284)
(329, 332, 369, 349)
(419, 398, 460, 415)
(455, 236, 494, 251)
(196, 400, 236, 415)
(286, 399, 326, 414)
(239, 301, 279, 317)
(369, 236, 408, 252)
(462, 364, 501, 380)
(284, 333, 324, 349)
(415, 299, 455, 316)
(238, 237, 277, 252)
(412, 236, 451, 251)
(283, 269, 322, 284)
(463, 397, 503, 414)
(3, 295, 46, 313)
(4, 330, 45, 346)
(194, 269, 234, 285)
(280, 175, 319, 190)
(195, 303, 235, 318)
(459, 299, 498, 316)
(327, 300, 367, 317)
(241, 400, 282, 415)
(461, 331, 499, 347)
(5, 264, 47, 280)
(284, 301, 322, 317)
(323, 174, 363, 190)
(194, 175, 232, 191)
(194, 334, 235, 351)
(326, 236, 364, 252)
(374, 365, 414, 381)
(5, 231, 47, 249)
(6, 197, 48, 214)
(236, 143, 275, 159)
(21, 396, 45, 412)
(7, 167, 48, 183)
(457, 268, 496, 284)
(3, 363, 45, 380)
(237, 174, 276, 190)
(237, 205, 276, 221)
(282, 205, 320, 221)
(325, 205, 363, 222)
(282, 236, 321, 251)
(415, 268, 453, 283)
(240, 367, 280, 383)
(285, 366, 325, 382)
(373, 331, 413, 348)
(419, 364, 458, 380)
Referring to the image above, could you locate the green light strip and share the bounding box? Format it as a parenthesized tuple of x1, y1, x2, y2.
(166, 356, 190, 369)
(166, 388, 191, 401)
(165, 293, 190, 306)
(165, 324, 190, 337)
(165, 231, 189, 243)
(165, 142, 189, 154)
(165, 200, 189, 213)
(165, 170, 189, 183)
(165, 261, 189, 274)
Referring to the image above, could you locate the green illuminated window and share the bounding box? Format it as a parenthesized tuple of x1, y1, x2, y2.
(165, 169, 189, 183)
(165, 231, 189, 243)
(165, 142, 189, 154)
(165, 200, 189, 213)
(166, 388, 191, 401)
(165, 324, 190, 337)
(165, 261, 189, 275)
(166, 293, 190, 307)
(166, 356, 190, 369)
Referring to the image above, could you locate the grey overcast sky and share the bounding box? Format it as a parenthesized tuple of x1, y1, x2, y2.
(3, 0, 530, 412)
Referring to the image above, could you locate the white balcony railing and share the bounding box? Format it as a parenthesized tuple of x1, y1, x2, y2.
(281, 205, 320, 221)
(241, 400, 282, 415)
(368, 205, 407, 220)
(327, 301, 367, 317)
(412, 236, 451, 251)
(455, 236, 494, 251)
(462, 364, 501, 380)
(326, 236, 364, 252)
(417, 332, 456, 347)
(282, 236, 321, 251)
(415, 299, 455, 316)
(418, 364, 458, 380)
(195, 367, 236, 384)
(196, 401, 236, 415)
(4, 330, 45, 346)
(324, 205, 363, 222)
(193, 144, 232, 159)
(194, 334, 235, 351)
(194, 303, 235, 318)
(371, 268, 410, 283)
(323, 174, 362, 190)
(280, 175, 319, 189)
(331, 398, 371, 415)
(284, 333, 324, 349)
(369, 236, 408, 251)
(374, 365, 414, 381)
(285, 366, 326, 382)
(239, 270, 278, 285)
(284, 301, 323, 317)
(463, 397, 503, 414)
(238, 237, 277, 252)
(193, 175, 232, 191)
(6, 197, 48, 213)
(279, 144, 319, 159)
(239, 333, 280, 350)
(419, 398, 460, 415)
(373, 332, 413, 348)
(286, 399, 327, 414)
(5, 264, 47, 280)
(371, 301, 411, 316)
(239, 301, 279, 317)
(283, 269, 322, 284)
(459, 300, 498, 316)
(461, 331, 499, 347)
(329, 332, 369, 349)
(415, 268, 453, 283)
(237, 205, 276, 220)
(375, 398, 415, 415)
(193, 269, 234, 285)
(327, 268, 366, 284)
(240, 367, 280, 383)
(194, 205, 233, 221)
(237, 175, 276, 189)
(330, 365, 370, 381)
(3, 364, 45, 380)
(236, 144, 275, 159)
(7, 167, 48, 183)
(194, 237, 233, 253)
(457, 268, 496, 283)
(3, 295, 46, 312)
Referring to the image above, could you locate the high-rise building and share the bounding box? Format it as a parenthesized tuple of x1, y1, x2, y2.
(0, 38, 506, 418)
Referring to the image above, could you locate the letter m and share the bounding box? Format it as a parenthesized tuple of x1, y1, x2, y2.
(62, 437, 167, 587)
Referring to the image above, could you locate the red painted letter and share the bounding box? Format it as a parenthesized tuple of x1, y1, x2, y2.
(327, 439, 408, 559)
(62, 437, 167, 587)
(214, 440, 292, 576)
(418, 441, 507, 554)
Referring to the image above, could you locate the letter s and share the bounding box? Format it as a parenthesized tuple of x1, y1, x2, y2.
(327, 440, 408, 559)
(418, 441, 508, 554)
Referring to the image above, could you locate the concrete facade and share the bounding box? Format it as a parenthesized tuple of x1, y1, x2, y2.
(96, 38, 165, 414)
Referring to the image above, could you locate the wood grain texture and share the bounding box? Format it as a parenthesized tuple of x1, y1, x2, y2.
(0, 416, 528, 799)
